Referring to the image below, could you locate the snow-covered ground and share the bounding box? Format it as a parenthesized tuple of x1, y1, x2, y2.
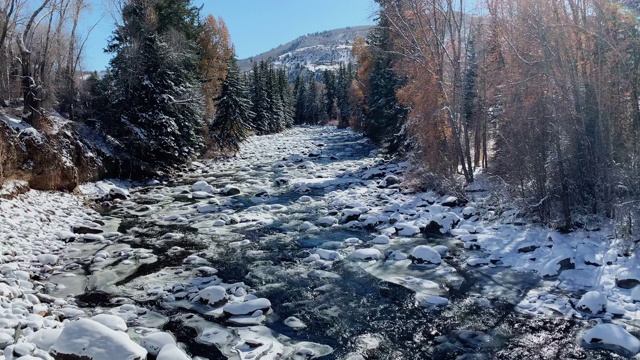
(1, 126, 639, 359)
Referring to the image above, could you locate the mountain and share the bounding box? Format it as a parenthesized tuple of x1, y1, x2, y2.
(238, 26, 373, 77)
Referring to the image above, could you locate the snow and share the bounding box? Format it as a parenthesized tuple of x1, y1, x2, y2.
(223, 298, 272, 316)
(51, 319, 147, 360)
(349, 248, 383, 261)
(582, 323, 640, 355)
(315, 249, 342, 261)
(197, 286, 227, 305)
(409, 245, 442, 265)
(576, 291, 607, 314)
(157, 344, 191, 360)
(284, 317, 307, 329)
(91, 314, 128, 331)
(141, 332, 176, 356)
(371, 235, 390, 244)
(4, 126, 640, 358)
(317, 216, 338, 227)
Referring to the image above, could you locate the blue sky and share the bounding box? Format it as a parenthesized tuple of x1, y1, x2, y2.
(83, 0, 378, 71)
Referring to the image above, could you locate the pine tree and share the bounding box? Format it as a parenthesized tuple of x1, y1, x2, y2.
(323, 70, 338, 120)
(293, 75, 307, 124)
(100, 0, 204, 169)
(210, 57, 254, 152)
(277, 69, 295, 128)
(250, 61, 271, 134)
(265, 63, 284, 133)
(364, 20, 408, 154)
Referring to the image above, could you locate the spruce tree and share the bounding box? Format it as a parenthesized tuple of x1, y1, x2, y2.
(365, 20, 408, 154)
(323, 70, 337, 120)
(101, 0, 204, 169)
(210, 57, 254, 152)
(265, 63, 284, 133)
(293, 75, 307, 125)
(250, 61, 271, 134)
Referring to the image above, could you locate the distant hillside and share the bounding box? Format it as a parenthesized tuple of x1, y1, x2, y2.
(238, 26, 373, 77)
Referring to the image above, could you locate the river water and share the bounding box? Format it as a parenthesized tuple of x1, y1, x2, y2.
(64, 127, 627, 359)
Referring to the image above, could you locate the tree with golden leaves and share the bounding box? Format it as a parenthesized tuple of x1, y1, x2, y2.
(199, 15, 234, 120)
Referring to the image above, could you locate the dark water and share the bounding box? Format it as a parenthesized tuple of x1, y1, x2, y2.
(75, 128, 627, 360)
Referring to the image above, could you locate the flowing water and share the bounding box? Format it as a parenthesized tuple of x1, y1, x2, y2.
(64, 127, 627, 359)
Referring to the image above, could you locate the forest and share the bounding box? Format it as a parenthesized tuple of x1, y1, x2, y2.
(1, 0, 640, 231)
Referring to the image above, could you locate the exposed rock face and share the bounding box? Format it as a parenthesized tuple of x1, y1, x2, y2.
(0, 115, 107, 192)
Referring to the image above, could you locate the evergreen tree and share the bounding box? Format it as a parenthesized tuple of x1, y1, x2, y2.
(210, 57, 254, 152)
(337, 63, 355, 123)
(250, 61, 272, 134)
(277, 69, 295, 128)
(293, 75, 307, 125)
(100, 0, 204, 169)
(364, 20, 408, 154)
(323, 70, 337, 120)
(265, 63, 284, 133)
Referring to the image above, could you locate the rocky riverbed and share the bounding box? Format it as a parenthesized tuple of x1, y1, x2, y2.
(1, 126, 639, 359)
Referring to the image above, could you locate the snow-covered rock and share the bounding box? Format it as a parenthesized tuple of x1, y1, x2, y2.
(315, 249, 342, 261)
(370, 235, 390, 245)
(223, 298, 272, 316)
(197, 286, 227, 306)
(317, 216, 338, 227)
(409, 245, 442, 265)
(191, 191, 211, 199)
(142, 332, 177, 356)
(51, 319, 147, 360)
(396, 223, 420, 236)
(157, 344, 191, 360)
(284, 316, 307, 329)
(380, 175, 399, 187)
(616, 268, 640, 289)
(576, 291, 607, 315)
(299, 221, 318, 232)
(539, 256, 574, 277)
(582, 323, 640, 356)
(349, 248, 382, 261)
(26, 329, 61, 351)
(191, 181, 209, 192)
(90, 314, 127, 332)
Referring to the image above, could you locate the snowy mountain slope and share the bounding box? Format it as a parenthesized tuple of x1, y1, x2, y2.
(238, 26, 373, 75)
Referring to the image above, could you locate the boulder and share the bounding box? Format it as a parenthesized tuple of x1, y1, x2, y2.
(197, 286, 228, 306)
(582, 323, 640, 357)
(576, 291, 607, 314)
(223, 298, 271, 316)
(142, 332, 177, 356)
(157, 344, 191, 360)
(409, 245, 442, 265)
(51, 319, 146, 360)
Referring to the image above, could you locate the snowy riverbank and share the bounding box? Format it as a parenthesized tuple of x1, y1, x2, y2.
(1, 126, 639, 359)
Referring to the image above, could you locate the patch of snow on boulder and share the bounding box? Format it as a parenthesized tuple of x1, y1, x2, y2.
(576, 291, 607, 315)
(197, 286, 227, 306)
(582, 323, 640, 356)
(90, 314, 127, 332)
(142, 332, 177, 356)
(409, 245, 442, 265)
(350, 248, 383, 261)
(51, 319, 147, 360)
(223, 298, 272, 316)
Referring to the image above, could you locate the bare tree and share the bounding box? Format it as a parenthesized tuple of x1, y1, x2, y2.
(17, 0, 52, 127)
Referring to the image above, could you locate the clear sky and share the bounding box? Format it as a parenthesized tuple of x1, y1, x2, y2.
(82, 0, 378, 71)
